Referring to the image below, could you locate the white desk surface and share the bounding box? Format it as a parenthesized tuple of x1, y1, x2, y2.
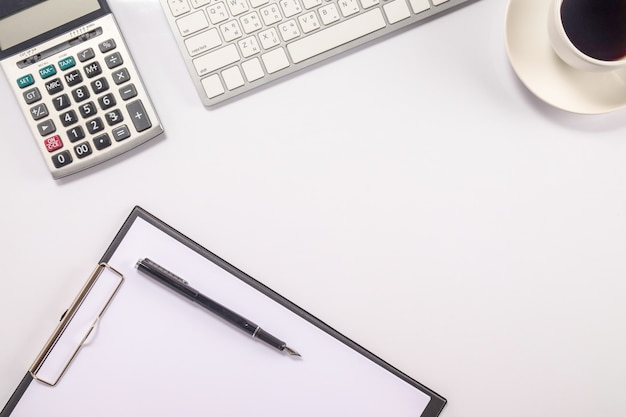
(1, 0, 625, 416)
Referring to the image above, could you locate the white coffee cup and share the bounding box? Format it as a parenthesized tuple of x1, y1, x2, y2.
(547, 0, 626, 71)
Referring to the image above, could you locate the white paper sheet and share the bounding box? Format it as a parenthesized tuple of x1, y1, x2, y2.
(10, 215, 432, 416)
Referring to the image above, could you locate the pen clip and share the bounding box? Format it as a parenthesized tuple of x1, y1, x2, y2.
(29, 263, 124, 386)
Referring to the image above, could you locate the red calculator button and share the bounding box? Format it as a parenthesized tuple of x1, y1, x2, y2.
(44, 135, 63, 152)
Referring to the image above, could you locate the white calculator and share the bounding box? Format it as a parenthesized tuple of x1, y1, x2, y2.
(0, 0, 163, 179)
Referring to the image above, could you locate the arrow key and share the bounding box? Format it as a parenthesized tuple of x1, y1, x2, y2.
(37, 119, 56, 136)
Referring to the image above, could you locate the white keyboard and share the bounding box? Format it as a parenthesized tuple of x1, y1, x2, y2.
(160, 0, 476, 106)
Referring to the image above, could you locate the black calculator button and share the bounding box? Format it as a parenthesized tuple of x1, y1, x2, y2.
(86, 117, 105, 134)
(79, 102, 97, 118)
(77, 48, 95, 62)
(83, 61, 102, 78)
(119, 83, 137, 101)
(91, 77, 109, 94)
(67, 126, 85, 143)
(112, 68, 130, 85)
(112, 125, 131, 142)
(60, 110, 79, 127)
(64, 70, 83, 87)
(98, 39, 117, 53)
(73, 141, 92, 159)
(45, 78, 64, 95)
(23, 87, 41, 104)
(52, 94, 71, 111)
(72, 86, 90, 102)
(98, 93, 116, 110)
(105, 52, 123, 69)
(51, 150, 72, 168)
(30, 103, 48, 121)
(105, 109, 124, 126)
(93, 133, 112, 150)
(37, 119, 56, 136)
(126, 100, 152, 132)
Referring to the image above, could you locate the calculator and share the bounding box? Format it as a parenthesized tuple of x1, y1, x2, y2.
(0, 0, 163, 179)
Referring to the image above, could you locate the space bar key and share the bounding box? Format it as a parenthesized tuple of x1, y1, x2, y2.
(287, 9, 386, 64)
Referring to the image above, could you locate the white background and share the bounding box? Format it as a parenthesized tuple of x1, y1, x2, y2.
(1, 0, 625, 416)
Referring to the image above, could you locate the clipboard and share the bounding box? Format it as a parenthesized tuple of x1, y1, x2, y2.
(1, 206, 447, 417)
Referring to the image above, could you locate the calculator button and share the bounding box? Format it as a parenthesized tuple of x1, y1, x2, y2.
(112, 125, 131, 142)
(60, 110, 79, 127)
(77, 48, 95, 62)
(72, 86, 90, 102)
(64, 70, 83, 87)
(119, 83, 137, 101)
(93, 133, 112, 150)
(112, 68, 131, 85)
(30, 103, 48, 120)
(126, 100, 152, 132)
(43, 135, 63, 152)
(51, 150, 72, 168)
(58, 56, 76, 71)
(79, 102, 97, 118)
(98, 39, 117, 53)
(83, 61, 102, 78)
(37, 119, 56, 136)
(45, 78, 64, 95)
(91, 77, 109, 94)
(17, 74, 34, 89)
(39, 65, 56, 79)
(86, 117, 105, 134)
(73, 141, 93, 159)
(67, 126, 85, 142)
(105, 109, 124, 126)
(52, 94, 71, 111)
(23, 87, 41, 104)
(98, 93, 116, 109)
(105, 52, 123, 69)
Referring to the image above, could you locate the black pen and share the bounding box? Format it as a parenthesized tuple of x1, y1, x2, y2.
(135, 258, 301, 357)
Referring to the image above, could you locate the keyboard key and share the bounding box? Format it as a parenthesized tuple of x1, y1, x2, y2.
(30, 103, 48, 120)
(91, 77, 110, 94)
(259, 28, 280, 49)
(77, 48, 95, 62)
(53, 94, 71, 111)
(298, 12, 321, 33)
(168, 0, 191, 16)
(185, 29, 222, 56)
(241, 58, 264, 81)
(207, 2, 229, 24)
(99, 93, 117, 110)
(112, 125, 131, 142)
(383, 0, 411, 23)
(193, 45, 240, 76)
(72, 86, 90, 102)
(226, 0, 249, 16)
(51, 150, 72, 168)
(432, 0, 449, 4)
(278, 20, 301, 42)
(93, 133, 112, 150)
(222, 66, 245, 89)
(191, 0, 211, 7)
(67, 126, 85, 142)
(74, 142, 93, 159)
(44, 135, 63, 152)
(60, 110, 79, 127)
(45, 78, 64, 95)
(241, 11, 262, 34)
(64, 70, 83, 86)
(260, 4, 282, 25)
(58, 56, 76, 71)
(84, 61, 102, 78)
(112, 68, 131, 85)
(119, 84, 138, 101)
(105, 109, 124, 126)
(86, 117, 105, 134)
(251, 0, 270, 7)
(262, 47, 289, 73)
(126, 100, 152, 132)
(17, 74, 34, 89)
(220, 20, 243, 42)
(279, 0, 303, 17)
(39, 65, 57, 79)
(105, 52, 124, 69)
(302, 0, 322, 9)
(338, 0, 360, 17)
(409, 0, 429, 13)
(23, 87, 41, 104)
(79, 102, 97, 118)
(37, 119, 56, 136)
(288, 9, 385, 63)
(238, 36, 261, 58)
(98, 39, 117, 53)
(318, 4, 340, 25)
(201, 75, 225, 98)
(176, 11, 209, 36)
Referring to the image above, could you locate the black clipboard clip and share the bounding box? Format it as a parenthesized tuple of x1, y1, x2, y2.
(29, 263, 124, 386)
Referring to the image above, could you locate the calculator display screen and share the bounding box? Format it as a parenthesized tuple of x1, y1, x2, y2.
(0, 0, 101, 50)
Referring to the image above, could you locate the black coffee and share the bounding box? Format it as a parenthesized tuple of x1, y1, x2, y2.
(560, 0, 626, 61)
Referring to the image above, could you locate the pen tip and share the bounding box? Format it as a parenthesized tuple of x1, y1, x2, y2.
(284, 346, 302, 357)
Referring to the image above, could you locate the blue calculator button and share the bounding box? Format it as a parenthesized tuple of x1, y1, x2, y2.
(39, 65, 57, 79)
(58, 57, 76, 71)
(17, 74, 34, 89)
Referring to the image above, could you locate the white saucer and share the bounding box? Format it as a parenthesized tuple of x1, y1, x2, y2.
(505, 0, 626, 114)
